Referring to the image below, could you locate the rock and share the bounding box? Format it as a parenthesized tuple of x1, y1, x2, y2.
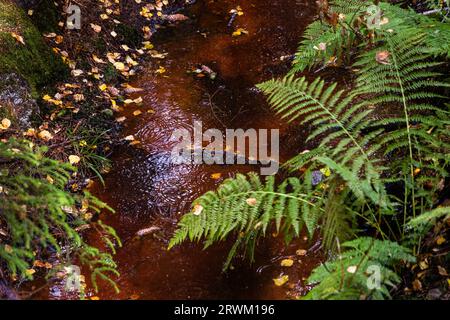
(0, 1, 68, 93)
(0, 73, 39, 129)
(426, 288, 442, 300)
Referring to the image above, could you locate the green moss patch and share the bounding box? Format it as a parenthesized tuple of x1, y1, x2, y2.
(0, 0, 67, 96)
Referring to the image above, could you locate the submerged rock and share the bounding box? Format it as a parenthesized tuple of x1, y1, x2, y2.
(0, 73, 39, 128)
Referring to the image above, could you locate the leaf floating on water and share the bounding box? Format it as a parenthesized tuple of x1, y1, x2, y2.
(232, 28, 248, 37)
(129, 294, 140, 300)
(230, 6, 244, 16)
(211, 173, 222, 180)
(155, 66, 166, 74)
(136, 226, 161, 237)
(123, 84, 144, 94)
(273, 275, 289, 286)
(280, 259, 294, 267)
(162, 14, 189, 22)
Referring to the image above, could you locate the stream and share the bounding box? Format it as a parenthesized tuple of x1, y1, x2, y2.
(42, 0, 324, 300)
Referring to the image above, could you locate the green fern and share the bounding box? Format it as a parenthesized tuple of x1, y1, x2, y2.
(304, 237, 415, 300)
(0, 138, 120, 292)
(257, 76, 387, 206)
(168, 0, 449, 299)
(291, 1, 450, 73)
(169, 173, 319, 270)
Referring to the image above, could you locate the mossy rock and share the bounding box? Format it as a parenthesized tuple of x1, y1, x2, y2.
(0, 0, 68, 97)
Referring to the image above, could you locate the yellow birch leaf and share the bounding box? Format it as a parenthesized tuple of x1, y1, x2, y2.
(280, 259, 294, 267)
(68, 155, 81, 165)
(273, 275, 289, 286)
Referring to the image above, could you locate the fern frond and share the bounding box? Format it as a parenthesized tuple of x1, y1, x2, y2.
(169, 173, 318, 270)
(304, 237, 415, 300)
(257, 76, 387, 205)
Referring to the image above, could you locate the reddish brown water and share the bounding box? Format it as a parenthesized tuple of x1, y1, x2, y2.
(34, 0, 324, 300)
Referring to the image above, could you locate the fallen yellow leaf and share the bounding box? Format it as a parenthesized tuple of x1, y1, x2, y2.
(280, 259, 294, 267)
(436, 236, 446, 245)
(113, 61, 126, 71)
(232, 28, 248, 37)
(25, 269, 36, 276)
(71, 69, 84, 77)
(0, 118, 11, 130)
(273, 275, 289, 286)
(193, 204, 204, 216)
(11, 32, 25, 45)
(68, 155, 81, 165)
(38, 130, 53, 141)
(211, 173, 222, 180)
(155, 66, 166, 74)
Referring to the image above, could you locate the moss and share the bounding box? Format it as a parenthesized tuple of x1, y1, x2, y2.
(29, 0, 60, 33)
(116, 23, 142, 47)
(103, 63, 119, 83)
(0, 0, 68, 97)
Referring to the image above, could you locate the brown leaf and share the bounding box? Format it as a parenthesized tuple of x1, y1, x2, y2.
(376, 51, 390, 65)
(90, 23, 102, 33)
(246, 198, 257, 206)
(412, 279, 422, 291)
(438, 266, 448, 276)
(162, 14, 189, 22)
(10, 32, 25, 45)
